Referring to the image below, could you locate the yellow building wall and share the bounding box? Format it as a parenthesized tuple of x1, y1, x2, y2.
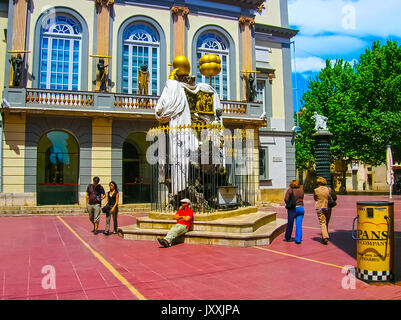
(254, 0, 282, 27)
(25, 0, 95, 90)
(21, 1, 253, 103)
(2, 113, 26, 193)
(254, 0, 287, 120)
(92, 118, 112, 186)
(268, 42, 285, 119)
(187, 15, 240, 101)
(0, 12, 8, 90)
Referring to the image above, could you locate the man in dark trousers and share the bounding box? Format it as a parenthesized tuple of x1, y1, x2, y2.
(86, 176, 106, 234)
(157, 199, 193, 247)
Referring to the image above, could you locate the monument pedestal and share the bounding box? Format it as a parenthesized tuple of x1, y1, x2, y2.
(313, 131, 332, 188)
(117, 207, 287, 247)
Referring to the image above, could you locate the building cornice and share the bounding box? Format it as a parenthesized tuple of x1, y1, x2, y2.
(117, 0, 263, 15)
(255, 23, 299, 39)
(210, 0, 265, 10)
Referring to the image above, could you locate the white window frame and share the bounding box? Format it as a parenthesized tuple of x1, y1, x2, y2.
(123, 26, 160, 95)
(256, 79, 266, 104)
(41, 19, 82, 91)
(255, 45, 270, 64)
(197, 34, 230, 100)
(259, 147, 269, 180)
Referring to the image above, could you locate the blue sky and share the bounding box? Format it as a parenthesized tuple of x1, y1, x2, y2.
(288, 0, 401, 112)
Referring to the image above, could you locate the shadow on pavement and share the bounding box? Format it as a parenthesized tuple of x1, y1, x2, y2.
(312, 229, 357, 259)
(393, 233, 401, 282)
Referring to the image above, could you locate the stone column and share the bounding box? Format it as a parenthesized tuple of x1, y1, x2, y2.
(239, 16, 255, 102)
(2, 113, 26, 194)
(92, 117, 112, 186)
(313, 132, 333, 188)
(171, 5, 189, 58)
(94, 0, 113, 91)
(9, 0, 29, 87)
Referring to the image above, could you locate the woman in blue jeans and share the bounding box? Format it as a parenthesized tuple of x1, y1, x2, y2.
(284, 180, 305, 244)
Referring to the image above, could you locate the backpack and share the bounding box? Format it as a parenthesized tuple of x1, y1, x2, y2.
(285, 189, 296, 210)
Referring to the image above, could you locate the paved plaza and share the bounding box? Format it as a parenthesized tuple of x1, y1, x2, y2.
(1, 194, 401, 300)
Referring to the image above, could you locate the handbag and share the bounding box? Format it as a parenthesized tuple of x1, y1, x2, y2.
(285, 189, 296, 209)
(102, 204, 111, 214)
(328, 188, 337, 208)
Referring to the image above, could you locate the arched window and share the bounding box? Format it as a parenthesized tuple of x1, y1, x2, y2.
(196, 32, 230, 100)
(39, 16, 82, 91)
(122, 24, 160, 95)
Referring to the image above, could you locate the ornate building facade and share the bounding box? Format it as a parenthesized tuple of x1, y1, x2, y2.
(0, 0, 297, 206)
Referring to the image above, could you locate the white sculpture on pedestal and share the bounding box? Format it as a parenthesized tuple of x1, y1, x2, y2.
(312, 112, 329, 132)
(155, 79, 222, 196)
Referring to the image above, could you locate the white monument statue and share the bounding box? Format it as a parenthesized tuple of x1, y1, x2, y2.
(312, 112, 329, 132)
(155, 56, 222, 196)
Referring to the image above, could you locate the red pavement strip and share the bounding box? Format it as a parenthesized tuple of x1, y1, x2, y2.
(1, 194, 401, 300)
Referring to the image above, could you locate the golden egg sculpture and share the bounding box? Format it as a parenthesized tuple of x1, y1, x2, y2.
(172, 55, 191, 76)
(199, 54, 221, 77)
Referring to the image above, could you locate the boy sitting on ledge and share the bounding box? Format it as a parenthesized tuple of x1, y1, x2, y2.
(157, 198, 193, 248)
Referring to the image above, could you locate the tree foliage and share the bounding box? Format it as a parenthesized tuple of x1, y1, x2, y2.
(295, 40, 401, 171)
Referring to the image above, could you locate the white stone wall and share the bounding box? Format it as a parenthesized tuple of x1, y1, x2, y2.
(259, 118, 287, 190)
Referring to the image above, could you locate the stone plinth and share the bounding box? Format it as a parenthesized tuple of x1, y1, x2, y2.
(148, 206, 258, 221)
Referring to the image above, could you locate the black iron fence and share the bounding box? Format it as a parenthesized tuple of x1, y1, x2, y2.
(148, 126, 257, 214)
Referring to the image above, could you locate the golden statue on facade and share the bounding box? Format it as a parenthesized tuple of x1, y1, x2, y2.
(138, 64, 149, 95)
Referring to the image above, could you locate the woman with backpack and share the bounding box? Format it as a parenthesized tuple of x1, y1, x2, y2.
(284, 180, 305, 244)
(313, 177, 337, 245)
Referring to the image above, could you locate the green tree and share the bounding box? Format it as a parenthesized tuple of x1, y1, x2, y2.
(295, 40, 401, 170)
(353, 40, 401, 164)
(295, 59, 356, 170)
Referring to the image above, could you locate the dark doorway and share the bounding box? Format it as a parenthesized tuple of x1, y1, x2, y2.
(122, 132, 151, 203)
(37, 130, 79, 205)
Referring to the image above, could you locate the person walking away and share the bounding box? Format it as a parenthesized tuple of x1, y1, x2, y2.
(284, 180, 305, 244)
(103, 181, 119, 236)
(86, 176, 106, 235)
(313, 177, 333, 245)
(157, 199, 193, 247)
